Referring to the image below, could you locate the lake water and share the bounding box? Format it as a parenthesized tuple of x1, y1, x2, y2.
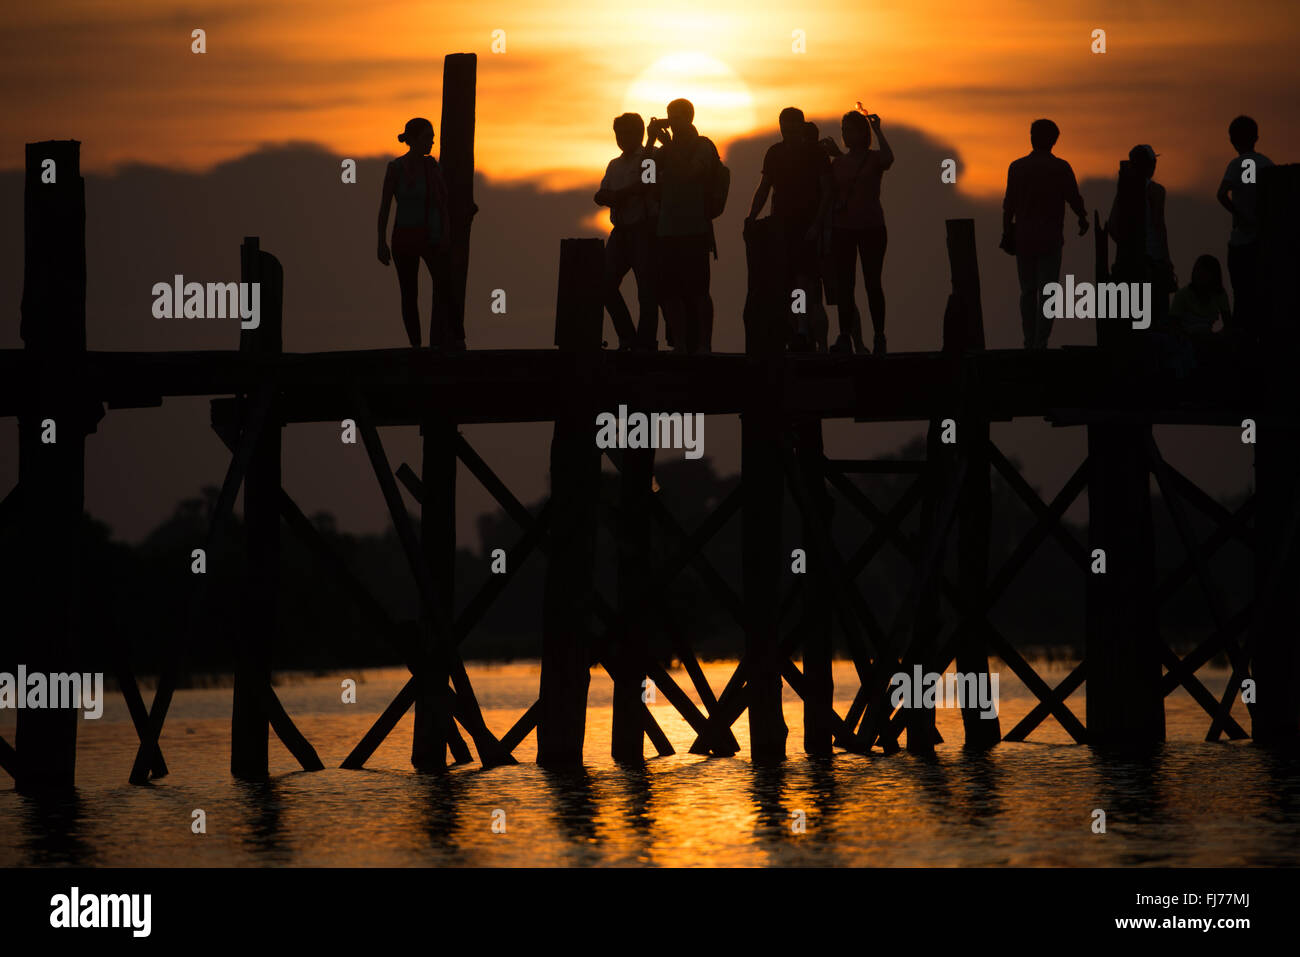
(3, 659, 1298, 867)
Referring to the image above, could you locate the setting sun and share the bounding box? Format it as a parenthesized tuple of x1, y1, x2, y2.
(621, 51, 758, 148)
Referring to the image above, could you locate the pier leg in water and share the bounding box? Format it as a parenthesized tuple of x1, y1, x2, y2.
(539, 238, 603, 767)
(413, 414, 456, 771)
(945, 218, 1001, 749)
(796, 418, 834, 756)
(613, 440, 654, 761)
(1085, 417, 1163, 747)
(15, 140, 95, 793)
(1251, 164, 1300, 745)
(743, 356, 788, 762)
(232, 237, 283, 780)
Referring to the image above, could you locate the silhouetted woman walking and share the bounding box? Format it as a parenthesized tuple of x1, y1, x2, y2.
(377, 117, 458, 349)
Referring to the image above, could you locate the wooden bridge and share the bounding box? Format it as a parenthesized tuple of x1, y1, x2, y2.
(4, 54, 1299, 793)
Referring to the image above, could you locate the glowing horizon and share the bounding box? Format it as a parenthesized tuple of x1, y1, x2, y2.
(2, 0, 1298, 197)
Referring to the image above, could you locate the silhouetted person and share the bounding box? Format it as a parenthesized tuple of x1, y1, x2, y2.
(377, 118, 458, 350)
(649, 99, 722, 354)
(823, 109, 893, 355)
(1001, 118, 1088, 349)
(1170, 254, 1231, 339)
(1107, 145, 1173, 328)
(595, 113, 660, 350)
(1216, 115, 1273, 337)
(746, 107, 833, 352)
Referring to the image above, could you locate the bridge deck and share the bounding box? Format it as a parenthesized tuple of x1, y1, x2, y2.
(0, 345, 1260, 427)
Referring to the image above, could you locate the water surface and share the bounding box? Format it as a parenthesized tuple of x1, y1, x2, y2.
(3, 659, 1297, 867)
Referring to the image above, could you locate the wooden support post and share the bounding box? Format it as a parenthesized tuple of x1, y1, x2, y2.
(741, 351, 788, 762)
(435, 52, 476, 349)
(130, 396, 268, 785)
(796, 419, 833, 756)
(613, 439, 653, 761)
(232, 236, 283, 779)
(946, 218, 1001, 749)
(1085, 172, 1162, 746)
(538, 238, 603, 767)
(1085, 418, 1163, 747)
(907, 424, 944, 753)
(412, 415, 456, 771)
(1251, 163, 1300, 745)
(15, 139, 96, 793)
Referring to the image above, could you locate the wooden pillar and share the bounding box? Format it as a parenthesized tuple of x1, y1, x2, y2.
(538, 238, 602, 767)
(1085, 172, 1163, 746)
(1252, 163, 1300, 744)
(742, 327, 788, 761)
(796, 418, 833, 756)
(436, 53, 476, 349)
(612, 442, 653, 761)
(231, 236, 283, 779)
(1085, 418, 1162, 746)
(907, 425, 943, 753)
(412, 415, 456, 770)
(15, 140, 94, 793)
(946, 218, 1001, 748)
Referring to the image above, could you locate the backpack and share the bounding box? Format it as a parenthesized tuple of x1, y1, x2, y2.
(708, 150, 730, 220)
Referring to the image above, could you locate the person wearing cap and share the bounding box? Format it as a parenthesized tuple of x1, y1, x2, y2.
(1107, 144, 1173, 329)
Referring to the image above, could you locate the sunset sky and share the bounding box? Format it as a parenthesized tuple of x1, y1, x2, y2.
(4, 0, 1298, 197)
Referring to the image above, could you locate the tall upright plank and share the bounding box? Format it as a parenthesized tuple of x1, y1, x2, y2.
(946, 218, 1001, 748)
(437, 53, 477, 348)
(1085, 169, 1164, 748)
(1252, 163, 1300, 744)
(15, 140, 94, 792)
(538, 238, 603, 766)
(231, 236, 283, 779)
(743, 331, 788, 762)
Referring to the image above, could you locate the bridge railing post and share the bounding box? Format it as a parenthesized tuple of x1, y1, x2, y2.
(435, 53, 476, 350)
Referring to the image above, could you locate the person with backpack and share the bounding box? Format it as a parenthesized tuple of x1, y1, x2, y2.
(649, 98, 728, 354)
(745, 106, 833, 352)
(376, 117, 458, 350)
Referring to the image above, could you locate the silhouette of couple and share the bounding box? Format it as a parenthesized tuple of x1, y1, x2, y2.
(595, 98, 724, 354)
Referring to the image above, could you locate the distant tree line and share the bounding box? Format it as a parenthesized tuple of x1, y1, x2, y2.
(0, 440, 1249, 684)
